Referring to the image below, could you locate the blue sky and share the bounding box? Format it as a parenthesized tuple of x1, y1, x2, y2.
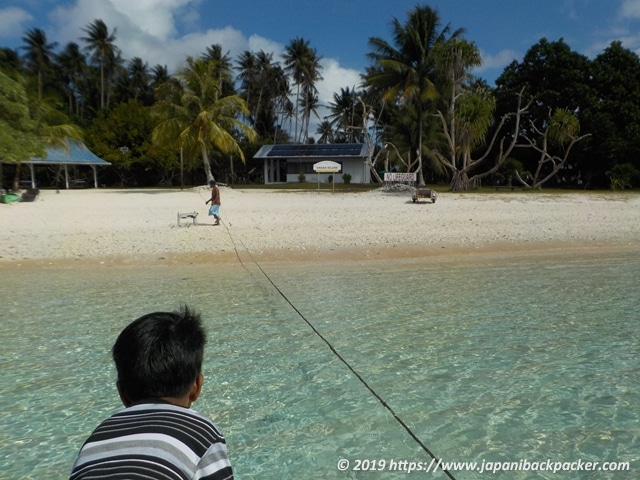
(2, 0, 640, 122)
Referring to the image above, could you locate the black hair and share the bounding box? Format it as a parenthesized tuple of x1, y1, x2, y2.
(112, 306, 207, 401)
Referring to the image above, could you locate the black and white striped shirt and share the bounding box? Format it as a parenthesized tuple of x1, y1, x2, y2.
(70, 401, 233, 480)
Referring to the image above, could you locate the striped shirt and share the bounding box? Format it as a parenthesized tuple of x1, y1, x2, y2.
(69, 401, 233, 480)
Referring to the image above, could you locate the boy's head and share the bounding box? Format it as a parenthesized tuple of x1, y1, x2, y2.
(209, 179, 216, 186)
(112, 306, 207, 405)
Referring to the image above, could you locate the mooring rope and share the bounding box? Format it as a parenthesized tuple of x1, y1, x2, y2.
(201, 190, 456, 479)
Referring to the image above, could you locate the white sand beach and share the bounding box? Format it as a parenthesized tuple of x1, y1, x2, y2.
(1, 186, 639, 268)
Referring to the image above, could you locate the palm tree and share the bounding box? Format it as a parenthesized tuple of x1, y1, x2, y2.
(273, 74, 293, 142)
(152, 57, 256, 182)
(236, 50, 284, 136)
(0, 70, 83, 189)
(326, 87, 365, 142)
(57, 42, 87, 116)
(282, 37, 323, 143)
(81, 19, 119, 110)
(236, 50, 258, 117)
(151, 64, 170, 88)
(201, 44, 235, 96)
(298, 85, 319, 143)
(316, 120, 334, 144)
(366, 5, 462, 185)
(127, 57, 151, 103)
(447, 87, 496, 189)
(21, 28, 58, 100)
(434, 37, 483, 189)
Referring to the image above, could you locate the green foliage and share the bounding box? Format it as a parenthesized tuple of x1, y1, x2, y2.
(606, 163, 639, 190)
(6, 17, 640, 190)
(365, 4, 464, 185)
(455, 88, 496, 150)
(297, 172, 306, 183)
(152, 57, 257, 181)
(586, 42, 640, 185)
(495, 38, 593, 121)
(342, 173, 352, 184)
(0, 71, 44, 162)
(494, 38, 596, 187)
(496, 158, 527, 186)
(548, 107, 580, 145)
(87, 99, 177, 186)
(282, 37, 323, 143)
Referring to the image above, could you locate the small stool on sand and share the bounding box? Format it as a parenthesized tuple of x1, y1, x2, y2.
(177, 211, 198, 226)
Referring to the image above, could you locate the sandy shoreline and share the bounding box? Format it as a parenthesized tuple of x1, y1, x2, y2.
(1, 187, 639, 269)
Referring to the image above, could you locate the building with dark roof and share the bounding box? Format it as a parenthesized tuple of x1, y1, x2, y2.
(253, 143, 371, 184)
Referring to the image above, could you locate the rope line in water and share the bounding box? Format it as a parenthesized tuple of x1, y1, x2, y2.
(212, 203, 456, 480)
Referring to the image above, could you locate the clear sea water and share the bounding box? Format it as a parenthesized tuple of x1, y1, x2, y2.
(1, 248, 638, 479)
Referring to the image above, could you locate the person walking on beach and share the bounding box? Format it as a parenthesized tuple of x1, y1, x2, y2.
(69, 306, 234, 480)
(206, 179, 221, 226)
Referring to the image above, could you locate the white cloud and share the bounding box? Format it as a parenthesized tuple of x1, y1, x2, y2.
(317, 58, 363, 104)
(108, 0, 192, 38)
(40, 0, 362, 139)
(247, 34, 284, 58)
(477, 48, 519, 72)
(620, 0, 640, 19)
(313, 58, 363, 132)
(46, 1, 245, 71)
(0, 7, 33, 39)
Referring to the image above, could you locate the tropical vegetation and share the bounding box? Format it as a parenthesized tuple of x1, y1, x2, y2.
(1, 4, 639, 191)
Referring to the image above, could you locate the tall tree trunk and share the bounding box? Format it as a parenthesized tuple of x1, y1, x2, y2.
(416, 108, 426, 186)
(12, 163, 22, 191)
(100, 61, 105, 110)
(294, 83, 300, 143)
(201, 144, 213, 182)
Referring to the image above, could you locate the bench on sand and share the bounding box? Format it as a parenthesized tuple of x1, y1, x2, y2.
(177, 211, 198, 226)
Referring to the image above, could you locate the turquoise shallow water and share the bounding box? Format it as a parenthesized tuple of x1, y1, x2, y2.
(1, 249, 639, 479)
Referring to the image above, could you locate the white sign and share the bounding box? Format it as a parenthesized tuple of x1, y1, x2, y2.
(313, 161, 341, 173)
(384, 172, 416, 182)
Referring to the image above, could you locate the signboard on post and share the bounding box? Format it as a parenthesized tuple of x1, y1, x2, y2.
(384, 172, 416, 183)
(313, 161, 341, 191)
(313, 161, 341, 173)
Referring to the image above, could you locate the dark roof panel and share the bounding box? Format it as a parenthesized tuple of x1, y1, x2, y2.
(254, 143, 368, 159)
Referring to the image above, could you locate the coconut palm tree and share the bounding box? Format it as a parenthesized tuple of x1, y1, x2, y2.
(236, 50, 258, 116)
(127, 57, 151, 103)
(0, 70, 83, 189)
(272, 73, 293, 142)
(433, 37, 484, 189)
(21, 28, 58, 100)
(236, 50, 285, 136)
(366, 5, 462, 185)
(201, 44, 235, 96)
(316, 120, 334, 144)
(57, 42, 87, 116)
(151, 64, 170, 88)
(152, 57, 256, 182)
(326, 87, 366, 143)
(299, 84, 321, 143)
(81, 19, 119, 110)
(282, 37, 323, 143)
